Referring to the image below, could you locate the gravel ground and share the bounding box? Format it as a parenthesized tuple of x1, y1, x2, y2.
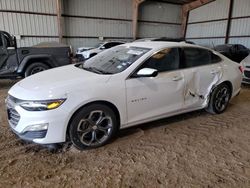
(0, 80, 250, 188)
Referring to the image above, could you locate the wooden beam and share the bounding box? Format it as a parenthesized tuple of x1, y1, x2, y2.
(225, 0, 234, 44)
(181, 0, 215, 38)
(132, 0, 145, 40)
(56, 0, 63, 43)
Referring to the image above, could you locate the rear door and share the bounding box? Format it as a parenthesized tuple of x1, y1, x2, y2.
(181, 47, 223, 109)
(126, 48, 185, 125)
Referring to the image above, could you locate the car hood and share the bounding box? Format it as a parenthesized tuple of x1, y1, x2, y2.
(9, 64, 111, 100)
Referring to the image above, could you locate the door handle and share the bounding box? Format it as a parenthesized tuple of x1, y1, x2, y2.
(172, 76, 183, 81)
(210, 70, 220, 75)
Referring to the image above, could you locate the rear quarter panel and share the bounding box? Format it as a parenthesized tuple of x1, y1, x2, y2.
(219, 58, 242, 98)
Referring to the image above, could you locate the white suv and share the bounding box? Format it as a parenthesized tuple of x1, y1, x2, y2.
(6, 42, 242, 150)
(75, 41, 124, 60)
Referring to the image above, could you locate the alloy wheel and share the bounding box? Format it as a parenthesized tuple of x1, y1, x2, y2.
(76, 110, 113, 146)
(214, 87, 230, 112)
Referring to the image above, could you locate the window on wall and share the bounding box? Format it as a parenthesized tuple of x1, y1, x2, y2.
(140, 48, 180, 72)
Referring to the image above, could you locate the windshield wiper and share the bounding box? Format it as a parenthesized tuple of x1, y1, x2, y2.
(83, 66, 112, 75)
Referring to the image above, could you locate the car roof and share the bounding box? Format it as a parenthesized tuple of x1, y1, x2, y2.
(121, 41, 205, 51)
(104, 41, 125, 44)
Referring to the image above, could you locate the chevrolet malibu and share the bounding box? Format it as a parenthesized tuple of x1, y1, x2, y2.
(6, 42, 242, 150)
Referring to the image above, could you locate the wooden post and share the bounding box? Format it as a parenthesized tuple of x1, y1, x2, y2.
(132, 0, 145, 40)
(181, 0, 215, 38)
(56, 0, 63, 43)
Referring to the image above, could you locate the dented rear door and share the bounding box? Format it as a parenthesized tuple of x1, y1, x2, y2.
(181, 48, 223, 109)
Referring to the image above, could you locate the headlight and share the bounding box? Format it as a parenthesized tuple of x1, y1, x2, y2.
(20, 99, 66, 111)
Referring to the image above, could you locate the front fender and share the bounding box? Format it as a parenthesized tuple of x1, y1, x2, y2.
(17, 54, 56, 73)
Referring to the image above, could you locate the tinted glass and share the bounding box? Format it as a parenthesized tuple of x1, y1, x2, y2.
(141, 48, 180, 72)
(182, 48, 211, 68)
(211, 53, 222, 63)
(105, 42, 122, 49)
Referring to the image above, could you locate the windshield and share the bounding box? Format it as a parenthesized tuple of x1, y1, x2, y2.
(81, 46, 151, 74)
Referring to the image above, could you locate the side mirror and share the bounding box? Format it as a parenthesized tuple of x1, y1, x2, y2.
(136, 68, 158, 77)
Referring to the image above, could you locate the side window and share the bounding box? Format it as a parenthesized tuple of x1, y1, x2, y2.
(211, 53, 222, 64)
(182, 48, 211, 68)
(110, 42, 121, 48)
(104, 43, 116, 49)
(140, 48, 180, 72)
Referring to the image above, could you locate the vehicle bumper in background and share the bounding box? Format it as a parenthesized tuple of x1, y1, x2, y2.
(75, 53, 89, 61)
(242, 69, 250, 84)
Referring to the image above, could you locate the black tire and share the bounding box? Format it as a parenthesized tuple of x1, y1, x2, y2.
(206, 83, 231, 114)
(69, 104, 118, 150)
(24, 62, 49, 77)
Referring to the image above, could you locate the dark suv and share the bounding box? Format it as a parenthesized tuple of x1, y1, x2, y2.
(214, 44, 250, 63)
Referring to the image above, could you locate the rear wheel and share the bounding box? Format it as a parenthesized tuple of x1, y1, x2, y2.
(206, 83, 231, 114)
(69, 104, 118, 150)
(24, 62, 49, 77)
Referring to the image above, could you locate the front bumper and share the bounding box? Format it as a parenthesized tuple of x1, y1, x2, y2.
(11, 128, 48, 142)
(6, 96, 69, 144)
(242, 69, 250, 84)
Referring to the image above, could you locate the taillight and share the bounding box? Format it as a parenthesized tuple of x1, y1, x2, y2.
(239, 66, 244, 73)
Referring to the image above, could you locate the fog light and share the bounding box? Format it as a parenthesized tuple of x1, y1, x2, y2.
(22, 123, 48, 133)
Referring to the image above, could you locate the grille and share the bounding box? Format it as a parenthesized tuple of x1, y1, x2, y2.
(6, 96, 20, 128)
(244, 71, 250, 78)
(22, 130, 47, 139)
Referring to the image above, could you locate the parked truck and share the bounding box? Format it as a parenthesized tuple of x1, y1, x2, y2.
(0, 31, 71, 79)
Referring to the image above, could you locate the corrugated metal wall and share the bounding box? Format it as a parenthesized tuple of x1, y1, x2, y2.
(0, 0, 59, 47)
(229, 0, 250, 47)
(62, 0, 133, 49)
(0, 0, 182, 50)
(186, 0, 228, 47)
(186, 0, 250, 48)
(138, 2, 182, 38)
(62, 0, 182, 50)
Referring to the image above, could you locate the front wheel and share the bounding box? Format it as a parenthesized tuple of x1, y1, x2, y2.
(206, 83, 231, 114)
(24, 62, 49, 77)
(69, 104, 118, 150)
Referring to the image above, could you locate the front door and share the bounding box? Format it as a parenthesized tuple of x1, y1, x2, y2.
(126, 48, 185, 125)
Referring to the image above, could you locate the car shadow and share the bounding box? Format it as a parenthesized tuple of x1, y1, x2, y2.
(0, 80, 18, 89)
(117, 109, 206, 139)
(242, 83, 250, 89)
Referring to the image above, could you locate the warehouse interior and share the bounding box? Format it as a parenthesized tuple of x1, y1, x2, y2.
(1, 0, 249, 50)
(1, 0, 250, 187)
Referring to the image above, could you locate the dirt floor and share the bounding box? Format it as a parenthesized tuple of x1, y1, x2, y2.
(1, 80, 250, 188)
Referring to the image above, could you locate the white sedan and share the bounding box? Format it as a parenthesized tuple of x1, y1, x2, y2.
(6, 42, 242, 150)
